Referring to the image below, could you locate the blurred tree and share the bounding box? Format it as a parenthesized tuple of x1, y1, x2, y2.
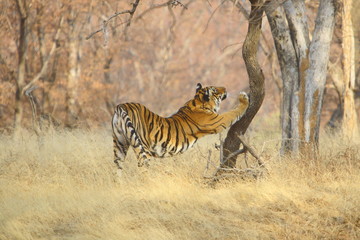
(14, 0, 28, 131)
(266, 0, 337, 156)
(341, 0, 359, 139)
(10, 0, 63, 132)
(65, 5, 83, 127)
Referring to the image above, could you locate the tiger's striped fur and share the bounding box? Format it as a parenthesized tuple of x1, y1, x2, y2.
(112, 83, 249, 171)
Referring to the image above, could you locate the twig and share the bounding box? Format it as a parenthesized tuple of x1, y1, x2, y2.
(167, 3, 177, 38)
(136, 1, 169, 20)
(219, 134, 224, 164)
(238, 135, 264, 166)
(135, 0, 187, 22)
(204, 149, 212, 175)
(171, 0, 188, 9)
(222, 148, 247, 164)
(206, 0, 212, 7)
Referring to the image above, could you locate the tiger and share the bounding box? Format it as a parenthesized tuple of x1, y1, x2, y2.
(111, 83, 249, 172)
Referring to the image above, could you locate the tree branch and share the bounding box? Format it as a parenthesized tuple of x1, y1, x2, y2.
(135, 0, 187, 22)
(86, 0, 141, 40)
(203, 0, 227, 33)
(22, 17, 64, 94)
(221, 135, 264, 168)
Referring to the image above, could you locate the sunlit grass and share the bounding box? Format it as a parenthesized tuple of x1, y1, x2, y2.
(0, 128, 359, 239)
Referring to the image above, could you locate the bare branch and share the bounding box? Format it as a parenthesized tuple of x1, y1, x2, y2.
(22, 17, 64, 94)
(167, 3, 177, 38)
(229, 0, 249, 19)
(136, 0, 187, 22)
(203, 0, 227, 33)
(124, 0, 141, 40)
(171, 0, 188, 9)
(238, 135, 264, 166)
(222, 148, 247, 164)
(136, 1, 169, 20)
(86, 0, 140, 40)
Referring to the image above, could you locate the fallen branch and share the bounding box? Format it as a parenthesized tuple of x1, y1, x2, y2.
(205, 166, 267, 186)
(203, 134, 267, 185)
(220, 134, 264, 168)
(238, 135, 264, 166)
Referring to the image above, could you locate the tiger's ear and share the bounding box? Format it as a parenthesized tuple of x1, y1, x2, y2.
(196, 83, 202, 93)
(203, 89, 210, 102)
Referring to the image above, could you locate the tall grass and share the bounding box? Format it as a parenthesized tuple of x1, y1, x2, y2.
(0, 128, 359, 240)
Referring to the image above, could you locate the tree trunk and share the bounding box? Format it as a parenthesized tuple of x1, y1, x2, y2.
(268, 0, 336, 156)
(265, 5, 298, 154)
(299, 0, 336, 154)
(283, 0, 310, 154)
(342, 0, 359, 139)
(66, 10, 81, 127)
(14, 0, 28, 131)
(221, 0, 265, 168)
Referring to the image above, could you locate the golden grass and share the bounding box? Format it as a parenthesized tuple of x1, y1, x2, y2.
(0, 128, 360, 240)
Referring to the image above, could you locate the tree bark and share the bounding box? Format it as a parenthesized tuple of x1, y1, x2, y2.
(66, 9, 82, 127)
(341, 0, 359, 139)
(14, 0, 28, 131)
(299, 0, 336, 153)
(282, 0, 310, 153)
(221, 0, 266, 168)
(267, 0, 336, 156)
(265, 5, 298, 154)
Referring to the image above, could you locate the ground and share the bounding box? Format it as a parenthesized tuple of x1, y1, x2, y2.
(0, 126, 359, 240)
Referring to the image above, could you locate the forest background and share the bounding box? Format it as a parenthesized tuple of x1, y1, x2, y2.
(1, 0, 359, 131)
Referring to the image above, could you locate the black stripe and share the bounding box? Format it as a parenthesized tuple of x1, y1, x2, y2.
(165, 119, 171, 146)
(172, 118, 180, 152)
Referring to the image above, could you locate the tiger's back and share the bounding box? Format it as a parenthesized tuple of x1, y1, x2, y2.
(113, 103, 198, 159)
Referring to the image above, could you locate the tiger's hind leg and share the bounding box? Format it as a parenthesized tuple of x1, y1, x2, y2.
(112, 105, 151, 171)
(112, 109, 130, 171)
(123, 122, 151, 168)
(112, 131, 129, 170)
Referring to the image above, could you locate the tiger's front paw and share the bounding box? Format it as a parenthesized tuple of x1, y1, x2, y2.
(238, 92, 249, 105)
(138, 158, 150, 168)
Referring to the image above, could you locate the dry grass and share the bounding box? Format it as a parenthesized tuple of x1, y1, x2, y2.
(0, 128, 360, 240)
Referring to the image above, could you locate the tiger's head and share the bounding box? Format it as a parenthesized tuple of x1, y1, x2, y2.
(194, 83, 227, 113)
